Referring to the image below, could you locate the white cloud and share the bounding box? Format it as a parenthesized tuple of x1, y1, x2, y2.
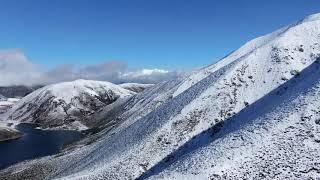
(0, 49, 42, 86)
(0, 49, 185, 86)
(120, 68, 181, 84)
(139, 69, 169, 76)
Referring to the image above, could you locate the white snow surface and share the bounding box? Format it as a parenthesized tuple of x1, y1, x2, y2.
(46, 79, 134, 104)
(148, 58, 320, 179)
(1, 13, 320, 180)
(3, 79, 135, 130)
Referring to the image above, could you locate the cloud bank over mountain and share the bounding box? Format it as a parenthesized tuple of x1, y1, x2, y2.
(0, 49, 185, 86)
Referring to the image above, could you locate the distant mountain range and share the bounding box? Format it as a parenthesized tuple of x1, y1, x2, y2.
(120, 83, 154, 93)
(1, 13, 320, 180)
(0, 85, 42, 98)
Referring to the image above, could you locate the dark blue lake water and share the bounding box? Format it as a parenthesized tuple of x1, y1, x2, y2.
(0, 123, 83, 170)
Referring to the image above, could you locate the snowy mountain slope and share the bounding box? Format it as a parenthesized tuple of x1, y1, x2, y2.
(172, 18, 300, 97)
(4, 80, 135, 130)
(145, 59, 320, 180)
(1, 13, 320, 180)
(86, 80, 180, 138)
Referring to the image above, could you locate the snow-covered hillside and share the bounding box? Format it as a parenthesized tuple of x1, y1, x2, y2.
(147, 60, 320, 180)
(4, 80, 135, 130)
(120, 83, 154, 93)
(1, 13, 320, 180)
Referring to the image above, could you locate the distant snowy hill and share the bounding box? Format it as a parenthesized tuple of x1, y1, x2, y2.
(1, 13, 320, 180)
(4, 80, 135, 130)
(120, 83, 154, 93)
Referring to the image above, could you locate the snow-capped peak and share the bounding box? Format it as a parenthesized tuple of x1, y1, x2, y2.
(300, 13, 320, 23)
(46, 79, 133, 103)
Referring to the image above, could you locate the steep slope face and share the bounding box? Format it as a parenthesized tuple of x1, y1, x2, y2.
(1, 13, 320, 180)
(120, 83, 154, 93)
(146, 61, 320, 180)
(172, 15, 318, 97)
(4, 80, 135, 130)
(86, 80, 180, 139)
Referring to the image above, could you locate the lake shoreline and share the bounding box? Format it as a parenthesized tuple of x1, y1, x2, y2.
(0, 123, 84, 170)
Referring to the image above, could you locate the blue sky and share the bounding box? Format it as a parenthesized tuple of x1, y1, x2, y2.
(0, 0, 319, 70)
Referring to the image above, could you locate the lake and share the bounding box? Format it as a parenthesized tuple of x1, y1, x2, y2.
(0, 123, 84, 170)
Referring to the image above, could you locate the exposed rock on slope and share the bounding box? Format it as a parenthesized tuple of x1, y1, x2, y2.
(4, 80, 135, 130)
(1, 13, 320, 180)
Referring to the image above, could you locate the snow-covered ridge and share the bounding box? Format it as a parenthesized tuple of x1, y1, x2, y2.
(4, 79, 135, 130)
(173, 13, 320, 97)
(300, 13, 320, 23)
